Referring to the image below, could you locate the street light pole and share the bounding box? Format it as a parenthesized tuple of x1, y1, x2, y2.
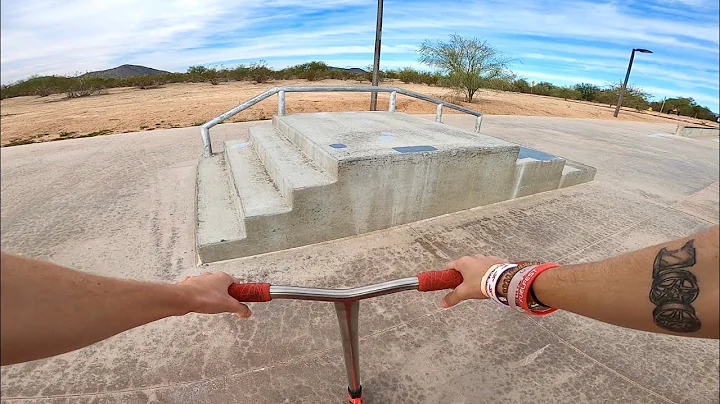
(614, 48, 652, 117)
(369, 0, 384, 111)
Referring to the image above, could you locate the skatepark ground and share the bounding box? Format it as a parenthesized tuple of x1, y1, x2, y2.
(1, 114, 718, 403)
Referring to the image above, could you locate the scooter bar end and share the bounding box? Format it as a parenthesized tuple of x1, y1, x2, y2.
(416, 269, 463, 292)
(228, 283, 272, 302)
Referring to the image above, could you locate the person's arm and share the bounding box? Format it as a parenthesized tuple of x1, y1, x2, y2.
(0, 252, 251, 366)
(440, 225, 719, 339)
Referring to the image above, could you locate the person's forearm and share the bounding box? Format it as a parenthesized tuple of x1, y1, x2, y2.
(531, 226, 719, 338)
(0, 252, 193, 365)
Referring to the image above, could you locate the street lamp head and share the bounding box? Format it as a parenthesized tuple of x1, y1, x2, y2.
(635, 48, 653, 53)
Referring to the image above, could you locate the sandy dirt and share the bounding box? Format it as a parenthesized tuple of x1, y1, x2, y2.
(1, 79, 717, 146)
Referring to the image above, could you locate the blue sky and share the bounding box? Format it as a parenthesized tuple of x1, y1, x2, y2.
(1, 0, 718, 111)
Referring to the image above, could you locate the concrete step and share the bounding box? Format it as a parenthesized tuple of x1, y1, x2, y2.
(272, 111, 513, 177)
(224, 140, 291, 219)
(511, 147, 566, 198)
(248, 125, 335, 206)
(195, 154, 245, 262)
(511, 148, 596, 198)
(197, 112, 597, 263)
(559, 159, 597, 188)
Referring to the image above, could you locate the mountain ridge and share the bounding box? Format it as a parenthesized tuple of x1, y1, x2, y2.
(81, 64, 171, 78)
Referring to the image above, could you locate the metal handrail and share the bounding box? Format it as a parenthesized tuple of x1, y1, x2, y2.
(200, 85, 484, 157)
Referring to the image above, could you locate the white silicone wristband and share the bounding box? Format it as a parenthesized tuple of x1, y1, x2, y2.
(508, 266, 536, 313)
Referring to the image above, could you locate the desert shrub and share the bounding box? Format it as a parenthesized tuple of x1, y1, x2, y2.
(281, 61, 331, 81)
(574, 83, 601, 101)
(554, 86, 581, 100)
(34, 85, 56, 97)
(65, 77, 105, 98)
(649, 97, 717, 120)
(248, 61, 272, 83)
(531, 81, 557, 96)
(327, 69, 354, 80)
(510, 79, 531, 93)
(130, 75, 163, 89)
(396, 67, 420, 84)
(226, 65, 250, 81)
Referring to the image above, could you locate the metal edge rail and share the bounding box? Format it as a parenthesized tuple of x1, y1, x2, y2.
(200, 86, 484, 157)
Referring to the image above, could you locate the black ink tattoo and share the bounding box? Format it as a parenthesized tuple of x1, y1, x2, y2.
(649, 239, 701, 333)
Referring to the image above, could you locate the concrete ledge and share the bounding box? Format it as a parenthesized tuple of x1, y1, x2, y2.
(511, 157, 565, 198)
(675, 125, 720, 138)
(195, 155, 245, 263)
(559, 159, 597, 188)
(197, 113, 598, 262)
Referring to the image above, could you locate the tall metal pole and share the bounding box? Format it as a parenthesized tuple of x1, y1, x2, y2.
(613, 49, 636, 118)
(369, 0, 384, 111)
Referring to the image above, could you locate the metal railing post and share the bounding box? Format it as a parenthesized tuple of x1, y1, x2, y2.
(278, 90, 286, 116)
(474, 115, 482, 132)
(435, 104, 443, 123)
(388, 91, 397, 112)
(201, 125, 213, 157)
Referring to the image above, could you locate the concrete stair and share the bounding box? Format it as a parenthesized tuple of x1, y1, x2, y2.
(196, 112, 596, 263)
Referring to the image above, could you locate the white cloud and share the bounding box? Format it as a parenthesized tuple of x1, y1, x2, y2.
(0, 0, 717, 110)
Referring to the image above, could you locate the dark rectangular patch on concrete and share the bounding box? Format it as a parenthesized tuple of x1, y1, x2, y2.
(393, 145, 438, 153)
(329, 143, 347, 149)
(518, 147, 560, 161)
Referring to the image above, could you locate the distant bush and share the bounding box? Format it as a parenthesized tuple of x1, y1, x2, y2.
(555, 86, 581, 100)
(574, 83, 601, 102)
(248, 61, 272, 83)
(396, 67, 420, 84)
(65, 77, 106, 98)
(130, 75, 163, 89)
(2, 58, 715, 121)
(387, 67, 442, 86)
(511, 79, 532, 93)
(278, 61, 331, 81)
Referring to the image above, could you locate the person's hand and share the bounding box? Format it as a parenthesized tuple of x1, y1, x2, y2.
(440, 255, 508, 308)
(176, 272, 251, 318)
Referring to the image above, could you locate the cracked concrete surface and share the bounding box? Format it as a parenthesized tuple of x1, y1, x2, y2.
(1, 115, 718, 403)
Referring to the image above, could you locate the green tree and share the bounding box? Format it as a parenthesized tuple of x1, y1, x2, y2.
(612, 83, 651, 110)
(574, 83, 601, 101)
(554, 86, 581, 100)
(650, 97, 717, 120)
(418, 34, 512, 102)
(532, 81, 557, 96)
(511, 79, 532, 93)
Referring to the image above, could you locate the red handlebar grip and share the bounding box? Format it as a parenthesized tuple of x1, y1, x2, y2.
(228, 283, 272, 302)
(417, 270, 463, 292)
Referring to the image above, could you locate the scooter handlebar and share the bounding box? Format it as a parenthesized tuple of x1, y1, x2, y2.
(416, 269, 463, 292)
(228, 270, 463, 302)
(228, 282, 272, 302)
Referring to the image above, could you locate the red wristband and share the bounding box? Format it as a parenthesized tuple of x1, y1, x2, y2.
(517, 263, 559, 316)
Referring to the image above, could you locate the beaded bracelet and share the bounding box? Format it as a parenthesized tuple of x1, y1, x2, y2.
(486, 263, 518, 306)
(501, 261, 541, 300)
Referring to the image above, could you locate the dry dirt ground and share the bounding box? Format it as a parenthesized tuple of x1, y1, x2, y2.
(1, 79, 717, 146)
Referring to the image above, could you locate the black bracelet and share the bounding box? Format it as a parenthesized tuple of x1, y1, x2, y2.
(529, 284, 548, 308)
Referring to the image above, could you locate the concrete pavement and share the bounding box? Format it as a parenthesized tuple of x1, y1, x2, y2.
(1, 115, 718, 403)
